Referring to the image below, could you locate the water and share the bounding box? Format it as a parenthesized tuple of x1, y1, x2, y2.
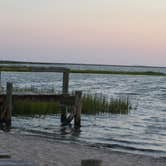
(0, 64, 166, 157)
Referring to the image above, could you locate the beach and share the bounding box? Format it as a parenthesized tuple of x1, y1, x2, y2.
(0, 131, 165, 166)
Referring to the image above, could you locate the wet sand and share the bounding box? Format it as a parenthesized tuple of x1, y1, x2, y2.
(0, 131, 165, 166)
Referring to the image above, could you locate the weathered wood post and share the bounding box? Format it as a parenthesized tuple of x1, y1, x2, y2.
(74, 91, 82, 128)
(0, 72, 2, 93)
(60, 104, 67, 125)
(81, 159, 103, 166)
(6, 82, 13, 129)
(0, 82, 13, 130)
(61, 71, 69, 125)
(62, 71, 69, 94)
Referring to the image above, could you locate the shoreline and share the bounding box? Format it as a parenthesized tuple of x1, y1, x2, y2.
(0, 131, 165, 166)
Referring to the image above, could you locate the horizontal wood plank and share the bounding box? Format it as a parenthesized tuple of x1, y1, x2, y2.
(0, 94, 75, 105)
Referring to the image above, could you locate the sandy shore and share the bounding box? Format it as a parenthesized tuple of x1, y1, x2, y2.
(0, 131, 165, 166)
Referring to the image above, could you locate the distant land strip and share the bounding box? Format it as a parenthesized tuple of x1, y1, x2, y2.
(70, 69, 166, 76)
(0, 66, 166, 76)
(0, 60, 165, 68)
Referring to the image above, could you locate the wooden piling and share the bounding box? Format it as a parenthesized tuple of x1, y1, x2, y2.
(0, 82, 13, 130)
(61, 71, 69, 124)
(5, 82, 13, 128)
(74, 91, 82, 128)
(62, 71, 69, 94)
(81, 159, 103, 166)
(60, 104, 67, 125)
(0, 72, 2, 93)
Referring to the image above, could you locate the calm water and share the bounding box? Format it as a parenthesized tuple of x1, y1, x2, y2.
(0, 64, 166, 157)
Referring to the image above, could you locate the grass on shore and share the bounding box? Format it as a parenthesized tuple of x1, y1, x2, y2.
(12, 93, 131, 116)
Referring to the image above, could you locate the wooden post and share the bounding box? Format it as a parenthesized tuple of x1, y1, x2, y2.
(61, 71, 69, 124)
(74, 91, 82, 128)
(62, 71, 69, 94)
(6, 82, 13, 128)
(81, 159, 103, 166)
(60, 104, 67, 125)
(0, 72, 2, 93)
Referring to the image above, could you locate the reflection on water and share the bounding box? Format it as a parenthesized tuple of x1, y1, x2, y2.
(1, 64, 166, 157)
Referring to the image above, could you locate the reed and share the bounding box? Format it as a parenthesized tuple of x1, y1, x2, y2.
(82, 94, 131, 114)
(12, 93, 131, 116)
(13, 100, 60, 116)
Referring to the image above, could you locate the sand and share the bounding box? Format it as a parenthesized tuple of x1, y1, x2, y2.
(0, 131, 165, 166)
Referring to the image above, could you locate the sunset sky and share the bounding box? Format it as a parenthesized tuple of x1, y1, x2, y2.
(0, 0, 166, 66)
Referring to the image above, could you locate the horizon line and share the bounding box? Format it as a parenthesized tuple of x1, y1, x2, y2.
(0, 60, 165, 68)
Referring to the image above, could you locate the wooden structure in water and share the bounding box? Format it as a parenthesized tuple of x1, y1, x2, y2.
(0, 66, 82, 131)
(0, 66, 70, 94)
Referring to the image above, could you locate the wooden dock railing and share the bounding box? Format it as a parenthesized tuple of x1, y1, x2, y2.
(0, 82, 82, 131)
(0, 66, 70, 94)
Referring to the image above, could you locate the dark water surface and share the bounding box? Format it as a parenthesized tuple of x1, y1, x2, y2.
(0, 64, 166, 157)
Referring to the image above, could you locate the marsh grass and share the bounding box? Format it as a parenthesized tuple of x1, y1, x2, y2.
(71, 69, 166, 76)
(12, 93, 131, 116)
(0, 66, 165, 76)
(13, 100, 60, 116)
(82, 94, 131, 114)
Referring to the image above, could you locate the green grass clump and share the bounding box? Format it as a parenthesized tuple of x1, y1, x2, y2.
(13, 100, 60, 116)
(12, 94, 131, 116)
(82, 94, 131, 114)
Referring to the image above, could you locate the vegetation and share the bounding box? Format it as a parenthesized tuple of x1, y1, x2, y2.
(13, 100, 60, 116)
(0, 66, 165, 76)
(0, 64, 134, 116)
(12, 93, 131, 116)
(71, 69, 166, 76)
(82, 94, 131, 114)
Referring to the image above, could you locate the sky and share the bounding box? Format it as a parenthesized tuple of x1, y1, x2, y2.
(0, 0, 166, 66)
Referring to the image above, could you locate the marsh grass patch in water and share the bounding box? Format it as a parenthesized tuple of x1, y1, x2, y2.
(13, 100, 60, 116)
(12, 93, 131, 116)
(82, 94, 131, 114)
